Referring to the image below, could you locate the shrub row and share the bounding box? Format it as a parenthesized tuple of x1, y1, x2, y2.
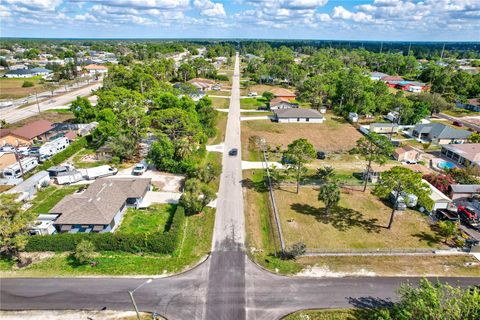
(25, 206, 187, 254)
(35, 136, 88, 173)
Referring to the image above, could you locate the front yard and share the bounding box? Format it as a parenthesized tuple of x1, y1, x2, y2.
(240, 97, 268, 110)
(276, 186, 443, 251)
(241, 113, 362, 161)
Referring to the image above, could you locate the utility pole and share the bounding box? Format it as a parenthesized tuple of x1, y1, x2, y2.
(440, 43, 446, 60)
(34, 89, 41, 114)
(14, 152, 25, 178)
(128, 279, 152, 320)
(380, 42, 383, 54)
(388, 181, 402, 229)
(407, 42, 411, 56)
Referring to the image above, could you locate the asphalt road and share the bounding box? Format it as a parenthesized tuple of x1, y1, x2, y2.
(1, 55, 479, 319)
(437, 112, 480, 132)
(1, 81, 101, 124)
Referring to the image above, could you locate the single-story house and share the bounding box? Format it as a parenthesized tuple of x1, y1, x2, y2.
(269, 97, 298, 110)
(440, 143, 480, 168)
(393, 145, 421, 162)
(449, 184, 480, 200)
(50, 178, 151, 233)
(6, 170, 50, 201)
(269, 88, 296, 101)
(423, 179, 452, 212)
(0, 119, 54, 147)
(188, 78, 216, 92)
(396, 81, 428, 92)
(411, 123, 471, 145)
(456, 98, 480, 112)
(381, 76, 404, 88)
(369, 72, 389, 81)
(3, 67, 52, 78)
(84, 64, 108, 75)
(0, 152, 16, 170)
(273, 108, 324, 123)
(369, 123, 399, 134)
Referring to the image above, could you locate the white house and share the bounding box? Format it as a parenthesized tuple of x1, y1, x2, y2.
(84, 64, 108, 75)
(269, 97, 298, 110)
(273, 108, 324, 123)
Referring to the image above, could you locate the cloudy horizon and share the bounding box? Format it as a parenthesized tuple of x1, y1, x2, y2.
(1, 0, 479, 41)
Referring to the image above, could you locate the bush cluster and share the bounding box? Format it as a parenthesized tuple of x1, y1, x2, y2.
(26, 206, 186, 254)
(22, 81, 34, 88)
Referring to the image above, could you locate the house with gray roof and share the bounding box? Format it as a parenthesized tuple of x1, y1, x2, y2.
(449, 184, 480, 200)
(273, 108, 324, 123)
(50, 177, 151, 233)
(411, 122, 471, 145)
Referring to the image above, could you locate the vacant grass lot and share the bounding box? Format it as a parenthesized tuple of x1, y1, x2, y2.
(71, 148, 108, 168)
(209, 111, 228, 145)
(240, 84, 295, 96)
(3, 111, 74, 129)
(27, 185, 82, 214)
(276, 186, 444, 251)
(117, 204, 177, 234)
(0, 77, 44, 99)
(241, 113, 362, 161)
(240, 97, 267, 110)
(443, 107, 480, 117)
(0, 208, 215, 277)
(207, 90, 230, 96)
(210, 96, 230, 109)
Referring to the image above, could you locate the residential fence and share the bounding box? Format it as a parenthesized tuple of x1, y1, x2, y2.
(262, 148, 286, 254)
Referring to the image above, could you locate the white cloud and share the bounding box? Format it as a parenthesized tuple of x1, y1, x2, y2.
(193, 0, 226, 17)
(333, 6, 372, 22)
(4, 0, 63, 10)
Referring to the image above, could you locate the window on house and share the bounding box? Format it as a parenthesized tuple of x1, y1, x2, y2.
(297, 118, 300, 122)
(306, 118, 310, 122)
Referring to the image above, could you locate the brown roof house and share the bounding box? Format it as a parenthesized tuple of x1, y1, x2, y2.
(188, 78, 216, 91)
(269, 97, 298, 110)
(50, 178, 151, 233)
(393, 145, 422, 163)
(269, 88, 296, 101)
(0, 120, 53, 146)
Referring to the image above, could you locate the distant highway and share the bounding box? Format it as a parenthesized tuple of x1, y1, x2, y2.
(1, 82, 101, 124)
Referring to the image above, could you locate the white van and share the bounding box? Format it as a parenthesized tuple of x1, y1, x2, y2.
(80, 165, 118, 180)
(2, 157, 38, 179)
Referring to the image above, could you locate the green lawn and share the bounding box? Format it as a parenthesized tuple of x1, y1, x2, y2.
(27, 185, 82, 214)
(117, 204, 177, 234)
(210, 96, 230, 109)
(72, 148, 108, 168)
(283, 309, 359, 320)
(240, 97, 267, 110)
(209, 111, 228, 145)
(443, 107, 480, 117)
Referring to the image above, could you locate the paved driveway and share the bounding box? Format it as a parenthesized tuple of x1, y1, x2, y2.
(139, 191, 181, 207)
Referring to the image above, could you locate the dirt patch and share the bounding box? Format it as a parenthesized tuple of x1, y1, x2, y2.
(0, 78, 45, 99)
(3, 111, 74, 129)
(241, 114, 362, 160)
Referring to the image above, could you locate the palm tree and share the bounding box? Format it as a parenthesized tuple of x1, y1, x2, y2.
(318, 182, 340, 216)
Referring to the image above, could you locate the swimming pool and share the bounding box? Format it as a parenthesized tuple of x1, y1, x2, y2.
(438, 161, 456, 170)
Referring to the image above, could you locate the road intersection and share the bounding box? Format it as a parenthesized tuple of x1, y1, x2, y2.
(1, 54, 479, 320)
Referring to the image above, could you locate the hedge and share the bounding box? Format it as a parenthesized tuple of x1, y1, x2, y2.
(25, 206, 186, 254)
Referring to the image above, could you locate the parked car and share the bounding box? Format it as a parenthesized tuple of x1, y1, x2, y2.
(248, 92, 258, 97)
(229, 148, 238, 156)
(316, 151, 326, 160)
(436, 209, 460, 222)
(453, 121, 464, 127)
(132, 163, 147, 175)
(457, 205, 480, 229)
(212, 84, 221, 91)
(16, 146, 30, 156)
(0, 145, 15, 153)
(405, 159, 417, 164)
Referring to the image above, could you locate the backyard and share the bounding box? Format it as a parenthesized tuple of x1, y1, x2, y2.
(241, 113, 362, 161)
(276, 186, 444, 251)
(117, 204, 177, 234)
(27, 185, 83, 214)
(0, 77, 44, 99)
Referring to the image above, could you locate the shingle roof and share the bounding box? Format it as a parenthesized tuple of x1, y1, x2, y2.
(450, 184, 480, 194)
(8, 120, 53, 140)
(413, 122, 471, 140)
(5, 69, 33, 75)
(270, 97, 297, 107)
(442, 143, 480, 163)
(274, 108, 323, 119)
(51, 178, 151, 225)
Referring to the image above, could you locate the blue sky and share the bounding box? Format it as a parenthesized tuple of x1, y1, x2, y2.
(1, 0, 479, 41)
